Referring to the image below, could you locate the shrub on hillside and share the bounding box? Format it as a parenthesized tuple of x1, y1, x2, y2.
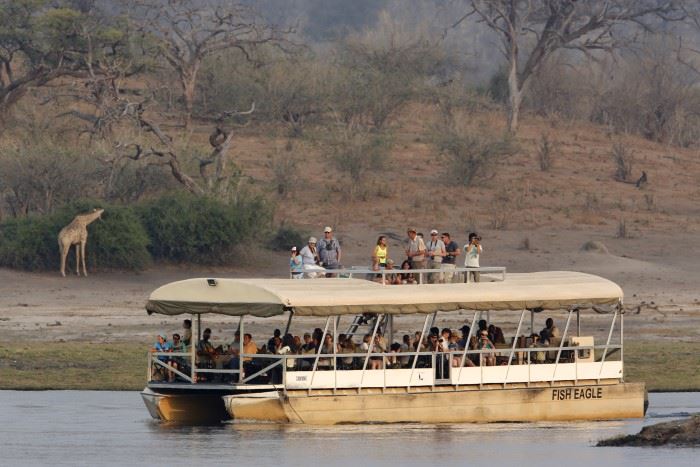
(137, 193, 271, 264)
(268, 224, 306, 252)
(0, 201, 150, 272)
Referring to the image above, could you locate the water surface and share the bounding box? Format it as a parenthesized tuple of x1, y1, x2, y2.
(0, 391, 697, 466)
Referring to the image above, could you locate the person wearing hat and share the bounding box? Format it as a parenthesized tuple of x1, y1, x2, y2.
(317, 226, 342, 274)
(478, 329, 496, 366)
(405, 227, 426, 275)
(426, 229, 446, 283)
(464, 232, 483, 283)
(299, 236, 324, 278)
(290, 246, 303, 279)
(151, 332, 172, 381)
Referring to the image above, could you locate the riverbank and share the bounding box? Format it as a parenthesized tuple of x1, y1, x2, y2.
(1, 339, 698, 391)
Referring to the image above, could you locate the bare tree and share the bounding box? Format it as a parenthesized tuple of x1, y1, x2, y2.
(129, 0, 294, 127)
(112, 98, 255, 196)
(0, 1, 130, 118)
(448, 1, 686, 132)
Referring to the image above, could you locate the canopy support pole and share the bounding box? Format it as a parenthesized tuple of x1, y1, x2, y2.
(597, 307, 618, 383)
(456, 310, 479, 389)
(407, 314, 430, 391)
(333, 315, 339, 393)
(239, 317, 244, 382)
(310, 317, 331, 390)
(530, 309, 534, 335)
(552, 308, 573, 384)
(504, 309, 526, 387)
(620, 300, 624, 382)
(358, 314, 383, 392)
(191, 314, 198, 383)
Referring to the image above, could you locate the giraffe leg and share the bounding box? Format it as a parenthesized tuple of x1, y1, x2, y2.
(81, 241, 88, 277)
(75, 245, 80, 276)
(59, 243, 67, 277)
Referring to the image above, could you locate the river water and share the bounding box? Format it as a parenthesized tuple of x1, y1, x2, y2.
(0, 391, 697, 466)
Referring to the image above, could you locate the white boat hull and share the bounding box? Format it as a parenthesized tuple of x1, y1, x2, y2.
(223, 381, 646, 424)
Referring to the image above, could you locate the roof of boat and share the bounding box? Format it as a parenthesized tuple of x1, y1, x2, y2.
(145, 271, 623, 317)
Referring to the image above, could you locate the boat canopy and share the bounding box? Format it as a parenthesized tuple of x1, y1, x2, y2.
(145, 271, 623, 317)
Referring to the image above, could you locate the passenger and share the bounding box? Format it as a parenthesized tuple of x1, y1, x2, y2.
(182, 319, 192, 346)
(540, 318, 560, 340)
(400, 259, 416, 284)
(478, 330, 496, 366)
(369, 334, 385, 369)
(318, 226, 342, 275)
(529, 333, 545, 364)
(318, 334, 335, 370)
(488, 324, 506, 345)
(384, 259, 402, 285)
(242, 333, 258, 362)
(376, 330, 388, 354)
(464, 232, 483, 283)
(405, 227, 426, 274)
(399, 334, 412, 368)
(339, 335, 356, 370)
(301, 333, 314, 352)
(299, 236, 320, 277)
(196, 328, 216, 369)
(387, 342, 402, 369)
(267, 329, 282, 353)
(441, 232, 460, 283)
(290, 246, 303, 278)
(292, 335, 302, 353)
(426, 229, 446, 283)
(170, 333, 187, 382)
(458, 325, 471, 349)
(478, 319, 488, 334)
(372, 235, 389, 268)
(151, 332, 172, 381)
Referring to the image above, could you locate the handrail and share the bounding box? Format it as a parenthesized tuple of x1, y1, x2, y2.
(292, 266, 507, 283)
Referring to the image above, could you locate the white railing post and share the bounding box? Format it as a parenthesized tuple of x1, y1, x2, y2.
(309, 317, 331, 389)
(597, 308, 618, 383)
(552, 309, 573, 384)
(504, 309, 526, 387)
(407, 314, 430, 390)
(456, 310, 479, 389)
(358, 314, 383, 391)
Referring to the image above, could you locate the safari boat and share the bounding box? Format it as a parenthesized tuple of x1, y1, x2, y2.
(142, 269, 645, 424)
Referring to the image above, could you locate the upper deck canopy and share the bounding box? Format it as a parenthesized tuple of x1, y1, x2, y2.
(145, 271, 623, 317)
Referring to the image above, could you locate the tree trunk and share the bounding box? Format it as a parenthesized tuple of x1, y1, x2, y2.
(180, 61, 201, 129)
(506, 53, 522, 134)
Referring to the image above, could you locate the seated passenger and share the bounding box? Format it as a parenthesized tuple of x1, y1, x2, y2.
(400, 260, 416, 284)
(478, 330, 496, 366)
(384, 259, 402, 285)
(182, 319, 192, 346)
(529, 333, 546, 364)
(387, 342, 402, 369)
(267, 328, 282, 353)
(151, 332, 172, 381)
(540, 318, 560, 341)
(339, 335, 356, 370)
(488, 324, 506, 345)
(399, 334, 412, 368)
(170, 333, 188, 381)
(277, 334, 296, 375)
(369, 334, 384, 369)
(318, 334, 335, 370)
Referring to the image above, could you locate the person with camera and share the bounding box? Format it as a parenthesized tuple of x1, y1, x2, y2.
(318, 226, 342, 276)
(464, 232, 483, 283)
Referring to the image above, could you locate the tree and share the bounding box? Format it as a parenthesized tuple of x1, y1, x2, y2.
(128, 0, 294, 127)
(449, 1, 686, 133)
(0, 0, 128, 117)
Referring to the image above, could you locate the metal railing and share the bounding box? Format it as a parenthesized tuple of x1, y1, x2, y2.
(292, 266, 507, 284)
(149, 342, 622, 389)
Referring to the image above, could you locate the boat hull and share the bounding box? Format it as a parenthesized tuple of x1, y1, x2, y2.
(141, 387, 230, 424)
(223, 381, 646, 424)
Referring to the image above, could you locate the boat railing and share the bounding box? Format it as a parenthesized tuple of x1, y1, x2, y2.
(148, 342, 622, 388)
(292, 265, 507, 284)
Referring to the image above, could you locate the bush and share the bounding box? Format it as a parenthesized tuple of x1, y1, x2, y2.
(137, 193, 271, 264)
(268, 224, 306, 252)
(0, 200, 150, 272)
(432, 113, 517, 186)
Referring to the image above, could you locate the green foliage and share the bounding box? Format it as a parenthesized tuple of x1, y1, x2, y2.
(137, 193, 271, 264)
(487, 68, 509, 104)
(0, 200, 150, 271)
(268, 224, 306, 252)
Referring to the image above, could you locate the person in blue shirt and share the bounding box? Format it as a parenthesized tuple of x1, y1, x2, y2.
(151, 332, 173, 381)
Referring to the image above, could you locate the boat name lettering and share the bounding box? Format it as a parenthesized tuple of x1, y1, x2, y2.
(295, 375, 308, 382)
(551, 387, 603, 401)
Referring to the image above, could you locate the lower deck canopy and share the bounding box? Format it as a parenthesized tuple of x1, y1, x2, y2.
(145, 271, 623, 317)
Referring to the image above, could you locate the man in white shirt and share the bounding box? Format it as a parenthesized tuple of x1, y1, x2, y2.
(464, 232, 483, 283)
(426, 229, 446, 283)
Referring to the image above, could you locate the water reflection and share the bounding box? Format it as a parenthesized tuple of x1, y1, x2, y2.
(0, 391, 697, 467)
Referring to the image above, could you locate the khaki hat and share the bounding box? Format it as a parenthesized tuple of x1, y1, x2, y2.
(430, 229, 439, 235)
(407, 227, 417, 233)
(324, 226, 333, 233)
(308, 236, 317, 243)
(386, 258, 395, 265)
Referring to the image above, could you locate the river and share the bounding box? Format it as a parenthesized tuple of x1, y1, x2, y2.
(0, 391, 697, 466)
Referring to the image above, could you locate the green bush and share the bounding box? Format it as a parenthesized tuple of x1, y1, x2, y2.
(268, 224, 306, 252)
(137, 193, 271, 264)
(0, 200, 150, 272)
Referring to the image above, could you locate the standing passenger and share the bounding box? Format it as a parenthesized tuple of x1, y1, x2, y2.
(405, 227, 426, 280)
(426, 229, 446, 283)
(441, 233, 460, 283)
(372, 235, 389, 268)
(464, 233, 483, 282)
(290, 247, 303, 278)
(299, 237, 322, 278)
(318, 226, 342, 275)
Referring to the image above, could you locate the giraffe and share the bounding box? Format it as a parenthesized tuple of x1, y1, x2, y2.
(58, 208, 104, 277)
